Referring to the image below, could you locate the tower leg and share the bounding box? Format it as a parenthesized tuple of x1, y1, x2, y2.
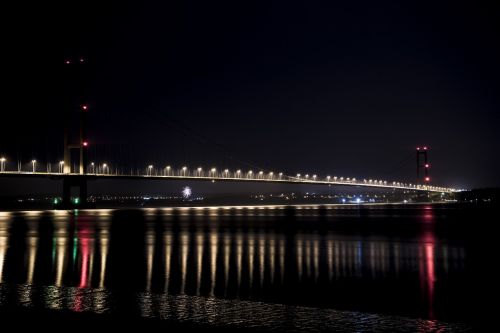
(62, 177, 71, 207)
(79, 177, 88, 206)
(64, 128, 71, 173)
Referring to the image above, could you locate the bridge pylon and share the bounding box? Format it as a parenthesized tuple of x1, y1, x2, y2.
(416, 146, 430, 184)
(61, 57, 90, 208)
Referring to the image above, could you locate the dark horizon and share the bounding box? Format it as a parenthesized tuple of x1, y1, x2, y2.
(1, 0, 499, 190)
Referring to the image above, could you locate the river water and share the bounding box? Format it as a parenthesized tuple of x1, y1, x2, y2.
(0, 204, 481, 331)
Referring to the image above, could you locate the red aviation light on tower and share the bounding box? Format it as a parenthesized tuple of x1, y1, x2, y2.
(79, 58, 85, 63)
(81, 104, 88, 111)
(425, 176, 430, 182)
(416, 147, 420, 150)
(65, 60, 71, 65)
(423, 146, 428, 150)
(82, 141, 88, 147)
(425, 164, 430, 168)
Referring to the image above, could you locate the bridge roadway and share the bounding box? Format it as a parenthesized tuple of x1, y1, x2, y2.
(0, 171, 457, 193)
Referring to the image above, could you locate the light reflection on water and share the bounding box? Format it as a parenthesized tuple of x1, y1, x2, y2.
(0, 204, 470, 327)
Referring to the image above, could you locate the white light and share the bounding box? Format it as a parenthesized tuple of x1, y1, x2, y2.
(182, 186, 192, 199)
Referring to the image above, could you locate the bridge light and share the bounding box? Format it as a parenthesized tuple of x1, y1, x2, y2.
(79, 58, 85, 63)
(296, 174, 301, 178)
(236, 169, 241, 174)
(326, 176, 331, 180)
(197, 167, 202, 172)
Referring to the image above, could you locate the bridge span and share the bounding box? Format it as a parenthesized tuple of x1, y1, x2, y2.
(0, 170, 458, 194)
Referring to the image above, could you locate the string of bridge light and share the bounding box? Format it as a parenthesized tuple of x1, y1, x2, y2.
(0, 157, 457, 192)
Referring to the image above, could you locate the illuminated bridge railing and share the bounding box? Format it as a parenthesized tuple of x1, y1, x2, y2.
(0, 166, 458, 193)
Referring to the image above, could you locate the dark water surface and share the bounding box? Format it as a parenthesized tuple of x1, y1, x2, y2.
(0, 204, 482, 331)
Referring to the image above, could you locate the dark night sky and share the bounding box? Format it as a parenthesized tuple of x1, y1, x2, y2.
(1, 0, 499, 189)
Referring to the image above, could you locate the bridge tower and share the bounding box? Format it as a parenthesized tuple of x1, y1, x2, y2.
(61, 57, 90, 208)
(63, 103, 88, 174)
(416, 146, 430, 183)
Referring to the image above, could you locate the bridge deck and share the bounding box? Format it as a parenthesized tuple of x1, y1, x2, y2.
(0, 171, 457, 193)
